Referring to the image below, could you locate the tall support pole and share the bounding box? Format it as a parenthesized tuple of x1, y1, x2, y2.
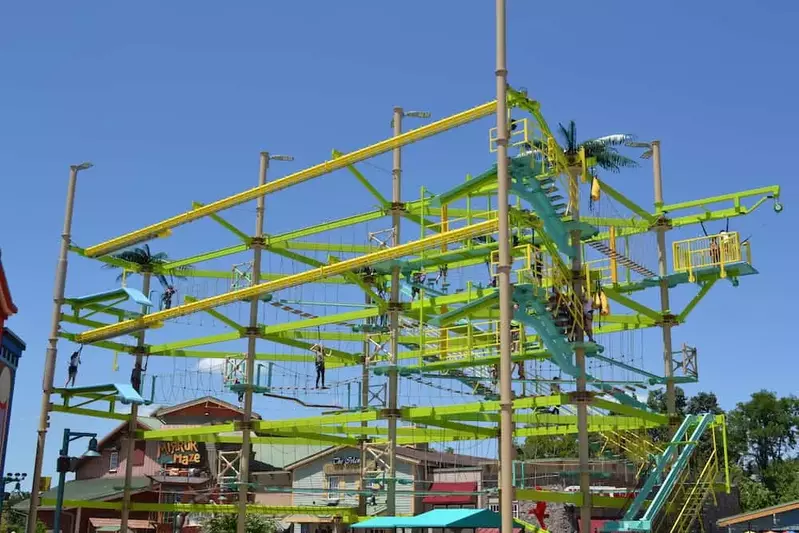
(568, 157, 591, 530)
(28, 163, 91, 533)
(120, 272, 150, 533)
(359, 292, 371, 515)
(386, 107, 403, 516)
(652, 141, 676, 416)
(236, 152, 269, 533)
(495, 3, 515, 533)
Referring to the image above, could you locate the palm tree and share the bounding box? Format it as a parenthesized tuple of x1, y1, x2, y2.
(556, 120, 638, 173)
(103, 244, 190, 310)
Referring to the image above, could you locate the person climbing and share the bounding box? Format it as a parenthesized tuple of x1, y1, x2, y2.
(583, 294, 596, 343)
(234, 379, 244, 404)
(376, 282, 389, 328)
(410, 272, 426, 300)
(130, 363, 143, 393)
(311, 343, 329, 389)
(65, 346, 82, 387)
(549, 376, 561, 415)
(161, 285, 177, 310)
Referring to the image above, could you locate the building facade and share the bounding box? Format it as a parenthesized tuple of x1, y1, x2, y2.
(0, 251, 23, 524)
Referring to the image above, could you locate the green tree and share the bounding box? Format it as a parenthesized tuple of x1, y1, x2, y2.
(555, 121, 639, 173)
(727, 390, 799, 496)
(203, 513, 277, 533)
(686, 391, 723, 415)
(103, 244, 191, 309)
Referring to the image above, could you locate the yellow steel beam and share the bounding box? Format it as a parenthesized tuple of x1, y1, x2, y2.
(84, 100, 498, 258)
(75, 218, 499, 343)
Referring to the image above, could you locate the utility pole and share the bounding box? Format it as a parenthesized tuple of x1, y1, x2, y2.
(495, 3, 516, 533)
(359, 292, 371, 515)
(569, 156, 591, 530)
(120, 272, 151, 533)
(28, 162, 92, 533)
(651, 141, 676, 417)
(386, 107, 403, 516)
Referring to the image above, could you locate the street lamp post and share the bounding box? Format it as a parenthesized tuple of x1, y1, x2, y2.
(53, 429, 99, 533)
(236, 152, 293, 533)
(28, 162, 93, 533)
(386, 108, 429, 516)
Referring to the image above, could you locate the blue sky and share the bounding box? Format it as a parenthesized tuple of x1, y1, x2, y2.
(1, 1, 798, 487)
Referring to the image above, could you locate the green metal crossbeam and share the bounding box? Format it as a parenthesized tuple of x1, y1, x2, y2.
(192, 201, 250, 242)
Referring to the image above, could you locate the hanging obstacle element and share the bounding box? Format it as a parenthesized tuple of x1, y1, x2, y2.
(588, 241, 657, 279)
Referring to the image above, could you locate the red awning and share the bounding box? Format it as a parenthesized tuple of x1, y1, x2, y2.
(422, 481, 478, 504)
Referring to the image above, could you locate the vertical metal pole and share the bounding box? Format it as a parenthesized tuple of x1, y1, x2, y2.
(359, 292, 370, 515)
(53, 429, 69, 533)
(28, 164, 88, 533)
(120, 272, 150, 533)
(495, 3, 515, 533)
(237, 152, 269, 533)
(569, 163, 591, 529)
(386, 107, 403, 516)
(652, 141, 676, 416)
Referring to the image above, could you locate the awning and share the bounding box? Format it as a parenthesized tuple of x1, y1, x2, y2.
(422, 481, 478, 504)
(353, 509, 524, 529)
(90, 518, 154, 530)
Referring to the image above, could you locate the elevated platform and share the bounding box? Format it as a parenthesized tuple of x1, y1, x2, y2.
(53, 383, 146, 405)
(619, 261, 758, 294)
(65, 287, 153, 308)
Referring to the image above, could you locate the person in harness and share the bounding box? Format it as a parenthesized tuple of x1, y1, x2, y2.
(64, 346, 83, 387)
(311, 343, 330, 389)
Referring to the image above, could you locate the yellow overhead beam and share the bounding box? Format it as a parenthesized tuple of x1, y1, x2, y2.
(75, 218, 499, 343)
(83, 100, 498, 258)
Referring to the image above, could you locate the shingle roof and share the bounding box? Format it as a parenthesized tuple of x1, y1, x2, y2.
(253, 444, 333, 469)
(396, 447, 496, 467)
(14, 477, 151, 510)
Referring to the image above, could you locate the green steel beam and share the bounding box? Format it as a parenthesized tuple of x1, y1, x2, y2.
(184, 295, 245, 332)
(602, 287, 664, 322)
(591, 397, 668, 425)
(164, 243, 249, 271)
(677, 279, 717, 323)
(148, 331, 242, 354)
(51, 404, 131, 422)
(659, 185, 780, 215)
(595, 178, 657, 223)
(192, 201, 250, 242)
(267, 209, 386, 246)
(58, 332, 134, 354)
(282, 241, 373, 254)
(332, 149, 390, 206)
(261, 334, 358, 364)
(256, 410, 381, 430)
(261, 308, 379, 335)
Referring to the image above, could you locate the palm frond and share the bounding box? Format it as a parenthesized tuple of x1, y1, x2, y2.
(593, 150, 640, 173)
(557, 121, 578, 153)
(585, 133, 636, 148)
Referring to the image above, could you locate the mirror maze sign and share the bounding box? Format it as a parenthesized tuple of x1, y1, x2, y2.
(158, 441, 207, 466)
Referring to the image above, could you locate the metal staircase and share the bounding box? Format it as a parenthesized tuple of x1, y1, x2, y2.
(603, 414, 716, 532)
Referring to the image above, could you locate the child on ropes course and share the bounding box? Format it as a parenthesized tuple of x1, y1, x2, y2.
(64, 346, 82, 387)
(311, 343, 330, 389)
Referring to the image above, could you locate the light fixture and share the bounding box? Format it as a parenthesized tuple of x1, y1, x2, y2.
(625, 141, 653, 159)
(83, 437, 101, 458)
(404, 111, 431, 119)
(71, 162, 94, 171)
(269, 155, 294, 162)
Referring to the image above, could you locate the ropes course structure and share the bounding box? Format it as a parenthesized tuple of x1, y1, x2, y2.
(30, 85, 782, 533)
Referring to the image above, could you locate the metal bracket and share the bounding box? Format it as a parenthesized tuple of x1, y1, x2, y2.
(231, 261, 254, 290)
(368, 383, 387, 408)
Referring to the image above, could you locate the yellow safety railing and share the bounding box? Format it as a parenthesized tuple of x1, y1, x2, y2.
(489, 117, 532, 153)
(585, 258, 614, 285)
(672, 231, 750, 282)
(490, 244, 535, 284)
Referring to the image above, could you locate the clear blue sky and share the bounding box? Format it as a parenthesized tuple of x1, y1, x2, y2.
(1, 1, 797, 486)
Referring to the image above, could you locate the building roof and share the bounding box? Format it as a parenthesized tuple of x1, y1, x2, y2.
(0, 253, 18, 318)
(717, 499, 799, 527)
(284, 445, 494, 471)
(95, 417, 164, 451)
(153, 396, 261, 419)
(422, 481, 478, 505)
(254, 444, 333, 470)
(397, 447, 495, 467)
(14, 477, 151, 511)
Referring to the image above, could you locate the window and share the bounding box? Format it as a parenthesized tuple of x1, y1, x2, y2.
(109, 451, 119, 472)
(488, 502, 518, 518)
(133, 440, 146, 466)
(327, 476, 340, 498)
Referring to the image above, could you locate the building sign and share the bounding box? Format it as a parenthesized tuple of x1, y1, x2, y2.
(324, 456, 370, 475)
(158, 441, 206, 466)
